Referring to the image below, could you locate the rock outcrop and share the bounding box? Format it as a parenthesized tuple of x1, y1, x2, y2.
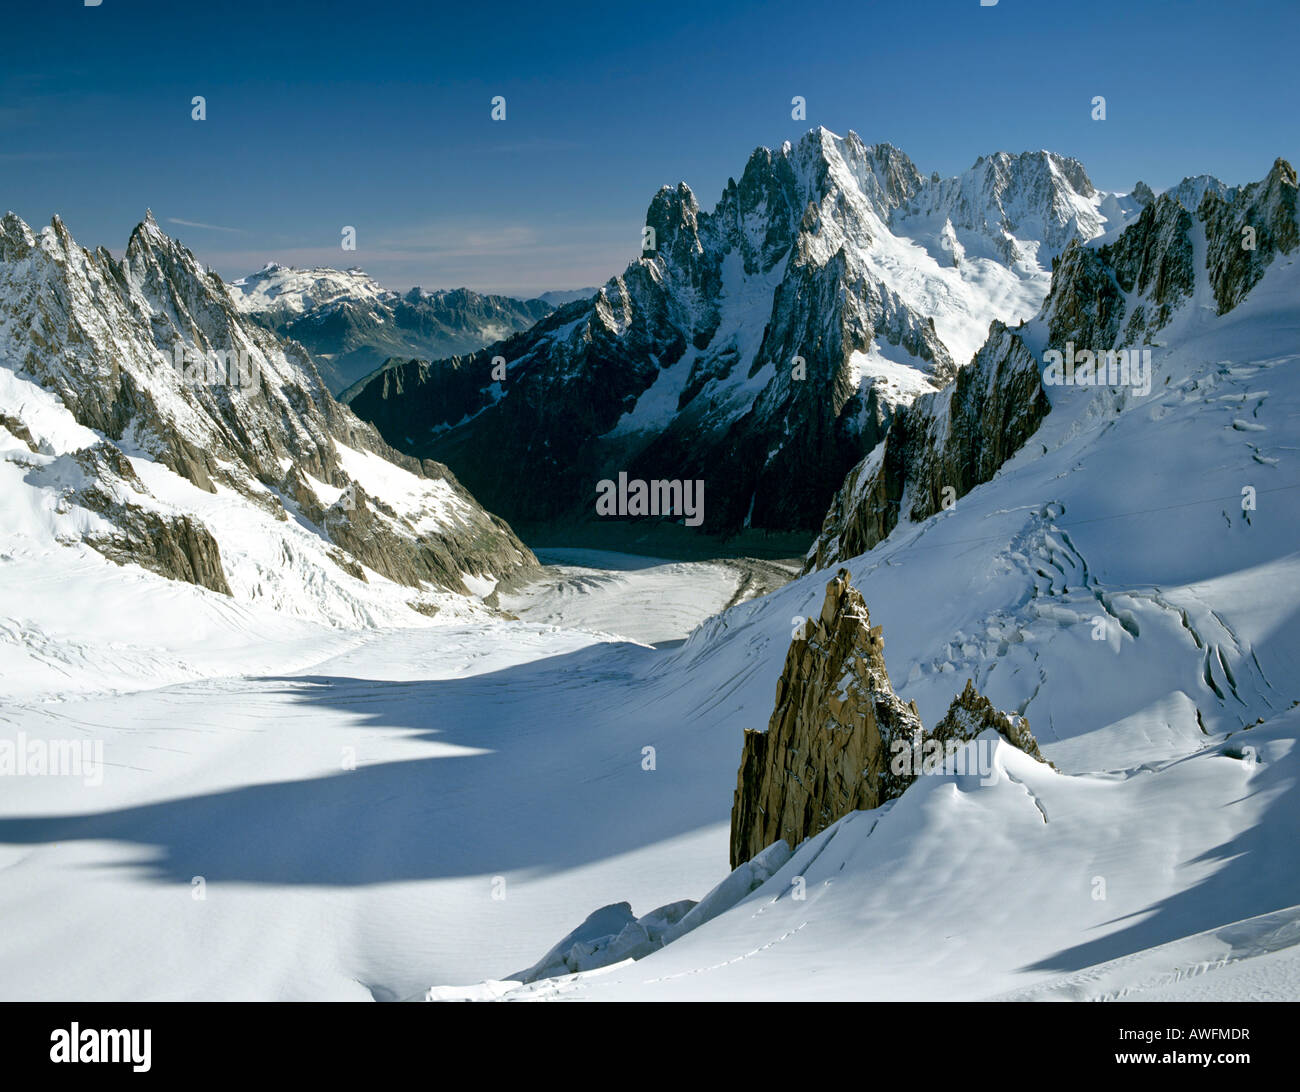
(805, 322, 1050, 571)
(931, 678, 1051, 767)
(729, 569, 923, 867)
(731, 572, 1050, 867)
(66, 441, 232, 595)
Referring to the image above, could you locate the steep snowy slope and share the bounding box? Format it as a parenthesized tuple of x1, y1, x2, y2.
(231, 264, 554, 394)
(347, 128, 1138, 538)
(0, 211, 538, 696)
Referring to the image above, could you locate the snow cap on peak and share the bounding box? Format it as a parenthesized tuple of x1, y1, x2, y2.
(135, 209, 169, 244)
(1268, 156, 1297, 188)
(0, 211, 36, 255)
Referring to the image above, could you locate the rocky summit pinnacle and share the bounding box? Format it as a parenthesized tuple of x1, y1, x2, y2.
(730, 570, 1050, 868)
(729, 568, 923, 867)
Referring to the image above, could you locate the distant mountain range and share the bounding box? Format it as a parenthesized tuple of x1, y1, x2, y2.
(229, 263, 596, 395)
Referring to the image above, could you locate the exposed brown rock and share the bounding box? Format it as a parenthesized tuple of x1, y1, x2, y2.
(0, 413, 38, 452)
(731, 576, 1054, 867)
(67, 441, 233, 596)
(84, 508, 232, 597)
(729, 568, 923, 867)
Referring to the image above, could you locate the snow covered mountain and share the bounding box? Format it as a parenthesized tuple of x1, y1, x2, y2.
(1, 149, 1297, 1004)
(419, 154, 1300, 1002)
(230, 264, 555, 395)
(0, 209, 537, 695)
(345, 127, 1140, 538)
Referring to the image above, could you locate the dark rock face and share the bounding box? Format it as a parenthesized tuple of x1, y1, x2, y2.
(730, 569, 923, 867)
(0, 211, 537, 599)
(349, 130, 1107, 538)
(931, 678, 1051, 768)
(805, 322, 1050, 571)
(1202, 158, 1299, 315)
(1046, 195, 1196, 348)
(808, 157, 1298, 574)
(731, 573, 1050, 867)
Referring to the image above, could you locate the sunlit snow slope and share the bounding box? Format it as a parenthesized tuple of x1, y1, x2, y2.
(1, 171, 1297, 1004)
(426, 202, 1300, 1001)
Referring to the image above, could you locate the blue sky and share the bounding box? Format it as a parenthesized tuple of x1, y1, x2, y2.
(2, 0, 1296, 295)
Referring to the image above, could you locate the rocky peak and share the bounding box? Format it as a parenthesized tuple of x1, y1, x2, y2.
(731, 571, 1049, 867)
(715, 145, 802, 275)
(932, 679, 1051, 767)
(0, 211, 37, 260)
(729, 568, 923, 867)
(0, 211, 537, 604)
(1202, 156, 1299, 314)
(644, 182, 704, 259)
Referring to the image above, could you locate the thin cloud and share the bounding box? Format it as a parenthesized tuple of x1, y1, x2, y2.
(167, 217, 246, 235)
